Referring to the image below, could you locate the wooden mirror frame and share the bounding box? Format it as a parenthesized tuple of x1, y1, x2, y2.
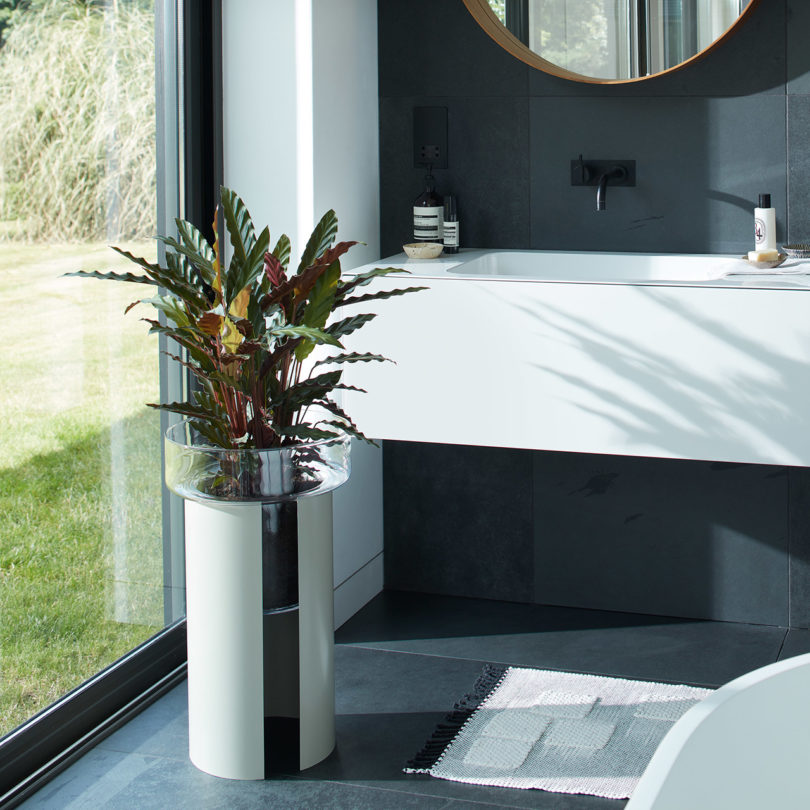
(462, 0, 763, 84)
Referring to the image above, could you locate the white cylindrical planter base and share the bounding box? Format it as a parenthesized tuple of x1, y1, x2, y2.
(184, 493, 335, 780)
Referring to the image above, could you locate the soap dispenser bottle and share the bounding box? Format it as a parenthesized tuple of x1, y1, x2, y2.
(754, 193, 776, 252)
(442, 194, 459, 253)
(413, 172, 443, 243)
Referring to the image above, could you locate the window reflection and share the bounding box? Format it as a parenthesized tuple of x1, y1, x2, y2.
(491, 0, 750, 80)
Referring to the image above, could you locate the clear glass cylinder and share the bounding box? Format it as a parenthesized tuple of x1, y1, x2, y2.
(164, 420, 351, 503)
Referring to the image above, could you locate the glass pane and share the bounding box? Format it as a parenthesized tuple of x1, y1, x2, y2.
(528, 0, 633, 81)
(0, 0, 169, 737)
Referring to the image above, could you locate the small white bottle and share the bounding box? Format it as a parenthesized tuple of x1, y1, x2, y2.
(442, 195, 459, 254)
(754, 193, 776, 252)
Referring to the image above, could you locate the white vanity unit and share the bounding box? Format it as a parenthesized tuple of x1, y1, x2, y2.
(340, 249, 810, 467)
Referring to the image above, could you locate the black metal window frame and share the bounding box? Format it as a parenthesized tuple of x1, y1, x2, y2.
(0, 1, 222, 806)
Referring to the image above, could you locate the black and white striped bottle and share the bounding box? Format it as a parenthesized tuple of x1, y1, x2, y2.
(413, 173, 443, 243)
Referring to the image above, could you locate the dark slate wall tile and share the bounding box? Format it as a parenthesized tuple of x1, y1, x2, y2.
(377, 0, 810, 627)
(377, 0, 528, 98)
(787, 94, 810, 244)
(525, 0, 785, 98)
(533, 453, 789, 625)
(780, 628, 810, 659)
(789, 466, 810, 628)
(383, 441, 534, 602)
(529, 94, 787, 254)
(787, 1, 810, 95)
(379, 96, 530, 256)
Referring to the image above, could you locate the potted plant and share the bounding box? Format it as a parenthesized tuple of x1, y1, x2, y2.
(69, 187, 424, 780)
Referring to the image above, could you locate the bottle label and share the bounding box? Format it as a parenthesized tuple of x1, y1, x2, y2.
(755, 217, 766, 246)
(443, 221, 459, 247)
(414, 206, 443, 241)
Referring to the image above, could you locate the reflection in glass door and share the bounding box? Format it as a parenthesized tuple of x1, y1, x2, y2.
(0, 0, 178, 738)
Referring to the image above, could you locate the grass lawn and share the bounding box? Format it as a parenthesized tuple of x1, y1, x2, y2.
(0, 241, 166, 736)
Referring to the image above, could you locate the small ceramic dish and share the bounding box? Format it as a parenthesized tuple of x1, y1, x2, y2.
(783, 244, 810, 259)
(740, 253, 788, 270)
(403, 242, 443, 259)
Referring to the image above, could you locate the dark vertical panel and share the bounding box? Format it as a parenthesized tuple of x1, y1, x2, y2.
(787, 94, 810, 244)
(787, 0, 810, 94)
(181, 0, 223, 236)
(504, 0, 529, 46)
(636, 0, 648, 76)
(789, 468, 810, 629)
(384, 442, 535, 603)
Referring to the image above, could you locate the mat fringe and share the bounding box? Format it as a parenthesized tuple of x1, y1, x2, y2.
(404, 663, 508, 773)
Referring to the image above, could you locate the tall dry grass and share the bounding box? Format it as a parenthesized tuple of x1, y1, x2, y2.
(0, 0, 156, 242)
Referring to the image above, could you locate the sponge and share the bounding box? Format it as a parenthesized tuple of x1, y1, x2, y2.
(747, 249, 779, 262)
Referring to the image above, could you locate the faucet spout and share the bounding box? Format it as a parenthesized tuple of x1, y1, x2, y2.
(596, 166, 627, 211)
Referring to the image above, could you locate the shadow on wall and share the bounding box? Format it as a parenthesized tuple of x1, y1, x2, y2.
(515, 286, 809, 464)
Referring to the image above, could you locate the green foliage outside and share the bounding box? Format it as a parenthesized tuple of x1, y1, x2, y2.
(0, 0, 156, 241)
(531, 0, 609, 77)
(0, 0, 163, 736)
(0, 243, 163, 736)
(489, 0, 506, 24)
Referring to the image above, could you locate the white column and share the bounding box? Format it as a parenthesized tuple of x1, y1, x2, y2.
(222, 0, 384, 625)
(297, 492, 336, 769)
(184, 500, 264, 780)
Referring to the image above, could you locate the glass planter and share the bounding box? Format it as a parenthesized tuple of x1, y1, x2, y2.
(164, 420, 351, 503)
(165, 419, 351, 610)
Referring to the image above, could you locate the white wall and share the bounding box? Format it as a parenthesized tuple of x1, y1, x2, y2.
(222, 0, 383, 626)
(312, 0, 380, 271)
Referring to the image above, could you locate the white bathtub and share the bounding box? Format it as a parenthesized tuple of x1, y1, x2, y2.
(340, 249, 810, 466)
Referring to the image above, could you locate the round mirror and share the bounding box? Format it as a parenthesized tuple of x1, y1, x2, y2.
(463, 0, 761, 83)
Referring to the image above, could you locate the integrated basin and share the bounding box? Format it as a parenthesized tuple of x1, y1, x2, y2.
(446, 250, 803, 286)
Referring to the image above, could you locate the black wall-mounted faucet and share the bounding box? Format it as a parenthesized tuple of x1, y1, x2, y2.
(571, 157, 636, 211)
(596, 166, 627, 211)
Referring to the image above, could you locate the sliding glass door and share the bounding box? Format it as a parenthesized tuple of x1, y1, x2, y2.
(0, 0, 173, 739)
(0, 0, 218, 800)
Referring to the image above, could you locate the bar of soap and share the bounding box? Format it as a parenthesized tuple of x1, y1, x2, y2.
(748, 249, 779, 262)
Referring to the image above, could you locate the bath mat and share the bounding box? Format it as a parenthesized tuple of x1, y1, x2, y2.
(405, 665, 711, 800)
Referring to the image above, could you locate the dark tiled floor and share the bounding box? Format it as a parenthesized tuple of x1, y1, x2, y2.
(21, 592, 810, 809)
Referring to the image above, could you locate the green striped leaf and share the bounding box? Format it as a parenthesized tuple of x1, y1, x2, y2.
(312, 352, 391, 368)
(338, 285, 429, 307)
(271, 324, 343, 348)
(324, 312, 376, 339)
(221, 186, 257, 265)
(297, 210, 338, 274)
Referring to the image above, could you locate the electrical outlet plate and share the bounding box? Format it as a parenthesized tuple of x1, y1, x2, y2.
(414, 106, 448, 169)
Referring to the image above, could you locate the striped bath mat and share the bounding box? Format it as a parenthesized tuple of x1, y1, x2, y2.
(406, 665, 711, 800)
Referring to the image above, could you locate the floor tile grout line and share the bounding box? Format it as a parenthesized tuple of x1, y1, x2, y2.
(246, 771, 520, 808)
(280, 772, 572, 810)
(72, 740, 529, 807)
(775, 626, 790, 661)
(338, 642, 723, 689)
(92, 743, 190, 764)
